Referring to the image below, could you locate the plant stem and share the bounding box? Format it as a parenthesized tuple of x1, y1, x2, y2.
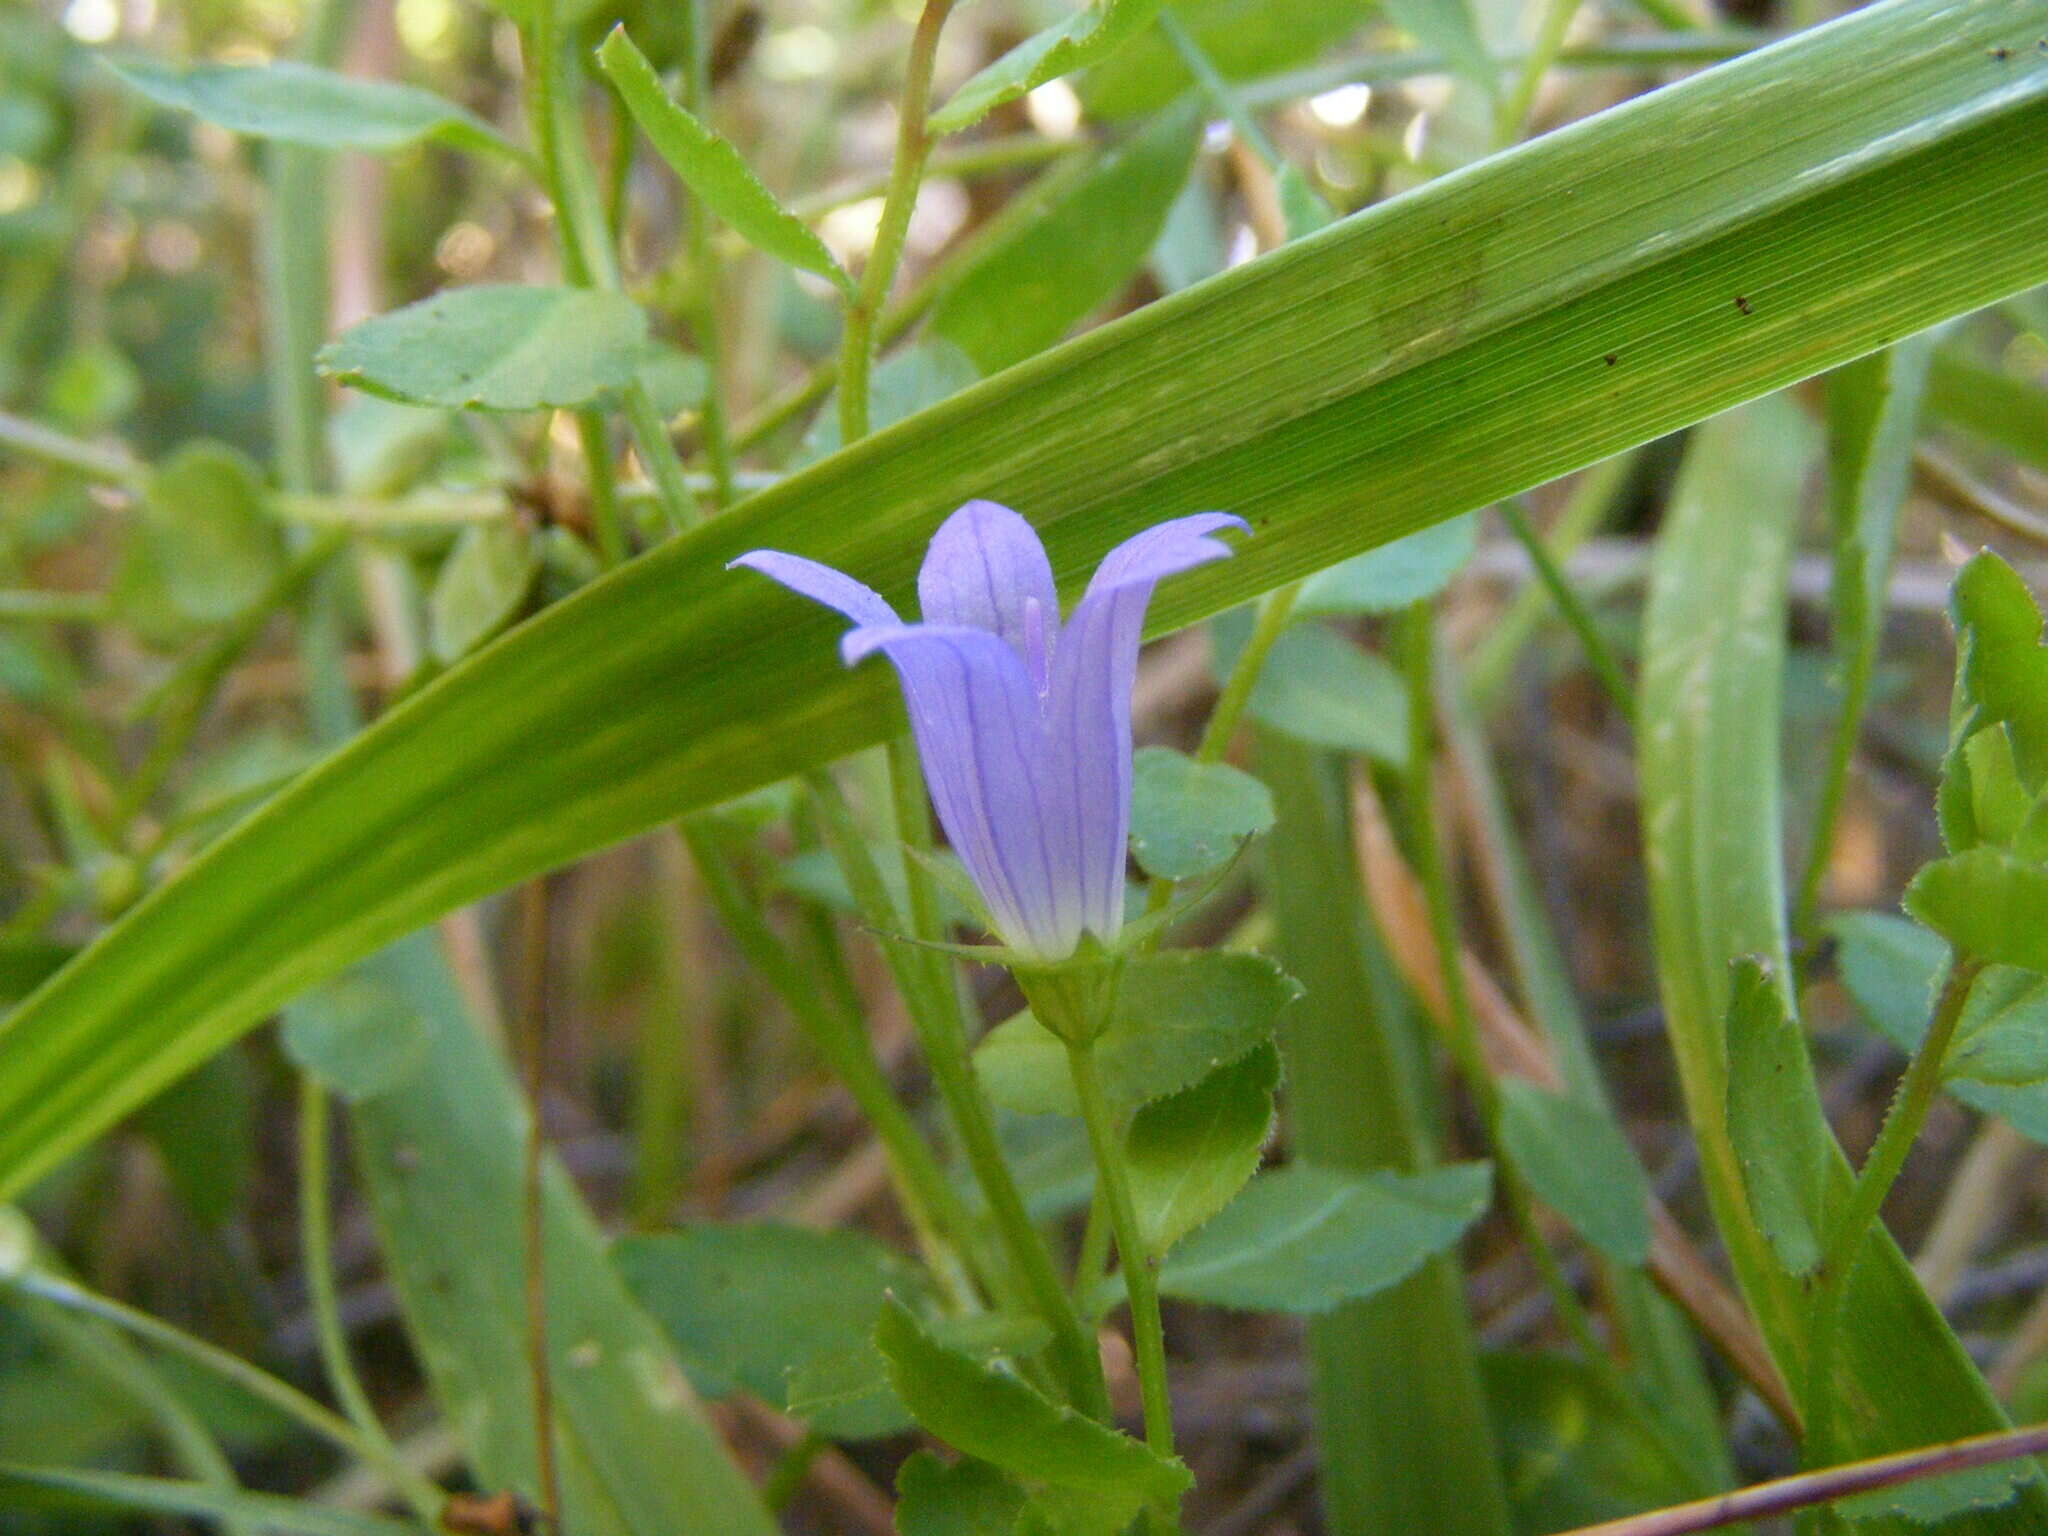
(1158, 11, 1279, 169)
(298, 1078, 448, 1524)
(516, 878, 563, 1531)
(807, 768, 1110, 1419)
(1495, 0, 1586, 145)
(1551, 1419, 2048, 1536)
(7, 1268, 386, 1470)
(1495, 498, 1636, 728)
(678, 0, 736, 509)
(678, 814, 979, 1301)
(1066, 1034, 1178, 1523)
(1196, 585, 1300, 766)
(836, 0, 956, 444)
(1806, 954, 1984, 1464)
(523, 12, 699, 536)
(0, 410, 143, 487)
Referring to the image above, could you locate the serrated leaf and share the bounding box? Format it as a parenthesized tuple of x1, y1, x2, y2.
(928, 0, 1165, 136)
(279, 976, 427, 1102)
(1497, 1079, 1650, 1266)
(429, 523, 538, 664)
(1905, 847, 2048, 974)
(1127, 747, 1274, 881)
(1126, 1043, 1277, 1254)
(1292, 512, 1477, 618)
(875, 1298, 1190, 1514)
(1154, 1161, 1492, 1313)
(895, 1453, 1026, 1536)
(597, 28, 848, 291)
(1952, 550, 2048, 793)
(319, 285, 650, 412)
(100, 55, 520, 160)
(1724, 957, 1831, 1276)
(930, 104, 1198, 374)
(614, 1223, 933, 1440)
(975, 950, 1299, 1118)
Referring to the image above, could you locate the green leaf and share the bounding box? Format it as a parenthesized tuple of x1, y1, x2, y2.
(894, 1453, 1026, 1536)
(597, 28, 848, 291)
(1496, 1079, 1649, 1266)
(99, 55, 520, 160)
(1127, 746, 1274, 881)
(118, 442, 282, 634)
(278, 975, 427, 1102)
(133, 1049, 256, 1228)
(1383, 0, 1496, 97)
(929, 105, 1199, 375)
(428, 523, 539, 664)
(1641, 395, 2048, 1528)
(875, 1298, 1190, 1516)
(1946, 968, 2048, 1087)
(1081, 0, 1373, 118)
(1905, 848, 2048, 974)
(1952, 550, 2048, 794)
(1126, 1043, 1278, 1254)
(349, 937, 776, 1536)
(1292, 513, 1478, 618)
(975, 950, 1300, 1118)
(613, 1223, 931, 1440)
(1154, 1161, 1492, 1313)
(0, 1464, 415, 1536)
(1724, 956, 1832, 1276)
(1834, 912, 2048, 1144)
(1236, 621, 1408, 764)
(318, 285, 650, 411)
(927, 0, 1164, 136)
(1256, 733, 1516, 1533)
(1925, 349, 2048, 475)
(1483, 1353, 1705, 1532)
(8, 0, 2048, 1203)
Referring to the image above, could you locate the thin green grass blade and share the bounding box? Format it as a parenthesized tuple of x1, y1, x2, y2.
(1638, 396, 2047, 1531)
(1256, 735, 1513, 1536)
(2, 0, 2046, 1198)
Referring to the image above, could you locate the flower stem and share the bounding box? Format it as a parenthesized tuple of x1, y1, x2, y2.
(523, 10, 700, 537)
(807, 767, 1110, 1419)
(298, 1078, 448, 1525)
(1066, 1034, 1178, 1523)
(836, 0, 956, 445)
(1196, 584, 1301, 766)
(1805, 954, 1984, 1465)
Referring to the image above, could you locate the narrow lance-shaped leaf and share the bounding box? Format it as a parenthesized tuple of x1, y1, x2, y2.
(2, 0, 2046, 1201)
(597, 27, 851, 292)
(927, 0, 1165, 136)
(100, 55, 523, 162)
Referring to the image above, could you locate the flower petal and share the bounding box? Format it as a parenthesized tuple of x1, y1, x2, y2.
(843, 622, 1081, 959)
(916, 500, 1059, 658)
(1082, 512, 1250, 602)
(1051, 513, 1249, 942)
(728, 550, 899, 627)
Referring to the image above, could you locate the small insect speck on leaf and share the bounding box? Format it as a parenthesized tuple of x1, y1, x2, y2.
(1603, 353, 1618, 366)
(1734, 295, 1752, 316)
(1990, 45, 2011, 60)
